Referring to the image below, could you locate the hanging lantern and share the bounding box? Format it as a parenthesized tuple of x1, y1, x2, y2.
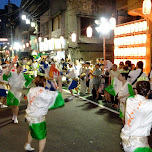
(143, 0, 151, 15)
(60, 36, 64, 45)
(71, 32, 76, 42)
(109, 17, 116, 30)
(86, 26, 93, 38)
(26, 43, 29, 47)
(38, 37, 42, 42)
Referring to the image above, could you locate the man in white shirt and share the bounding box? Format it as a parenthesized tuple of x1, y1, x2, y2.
(128, 61, 148, 88)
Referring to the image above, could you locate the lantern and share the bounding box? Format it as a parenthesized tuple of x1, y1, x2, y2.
(23, 44, 25, 49)
(86, 26, 93, 38)
(26, 43, 29, 47)
(31, 22, 36, 27)
(71, 32, 76, 42)
(109, 17, 116, 30)
(38, 37, 42, 42)
(22, 15, 26, 20)
(26, 19, 30, 24)
(143, 0, 151, 15)
(44, 38, 47, 42)
(60, 36, 64, 45)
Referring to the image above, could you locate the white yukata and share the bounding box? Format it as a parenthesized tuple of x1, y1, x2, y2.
(118, 81, 134, 119)
(25, 87, 64, 140)
(121, 94, 152, 152)
(3, 70, 32, 106)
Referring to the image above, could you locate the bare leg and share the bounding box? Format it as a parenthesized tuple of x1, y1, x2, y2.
(96, 90, 99, 100)
(39, 138, 46, 152)
(12, 106, 19, 123)
(27, 131, 33, 145)
(24, 131, 34, 151)
(75, 87, 78, 94)
(70, 89, 73, 96)
(13, 106, 19, 116)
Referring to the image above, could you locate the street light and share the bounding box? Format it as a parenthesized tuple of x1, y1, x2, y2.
(95, 17, 116, 60)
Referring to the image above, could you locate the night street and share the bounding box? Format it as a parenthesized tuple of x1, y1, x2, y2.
(0, 90, 124, 152)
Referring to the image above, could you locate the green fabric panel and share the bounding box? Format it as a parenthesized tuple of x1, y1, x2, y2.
(7, 91, 19, 106)
(49, 92, 65, 110)
(134, 147, 152, 152)
(119, 110, 124, 118)
(105, 84, 116, 96)
(128, 84, 135, 97)
(23, 74, 33, 88)
(29, 121, 46, 140)
(3, 73, 11, 81)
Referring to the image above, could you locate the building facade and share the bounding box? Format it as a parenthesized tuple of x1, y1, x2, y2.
(39, 0, 116, 62)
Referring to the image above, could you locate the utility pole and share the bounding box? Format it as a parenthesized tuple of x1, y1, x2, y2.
(8, 0, 14, 57)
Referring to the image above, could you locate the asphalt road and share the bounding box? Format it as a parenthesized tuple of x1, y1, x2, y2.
(0, 90, 152, 152)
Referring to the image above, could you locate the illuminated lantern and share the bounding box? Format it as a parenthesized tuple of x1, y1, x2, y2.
(71, 32, 77, 42)
(39, 37, 42, 42)
(22, 15, 26, 20)
(143, 0, 151, 15)
(44, 38, 47, 42)
(31, 22, 36, 27)
(130, 24, 135, 33)
(86, 26, 93, 38)
(60, 36, 64, 45)
(142, 21, 147, 31)
(23, 44, 25, 49)
(29, 40, 32, 45)
(26, 43, 29, 47)
(109, 17, 116, 30)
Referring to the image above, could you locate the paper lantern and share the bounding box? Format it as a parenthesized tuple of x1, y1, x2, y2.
(142, 21, 147, 31)
(71, 32, 77, 42)
(109, 17, 116, 30)
(143, 0, 151, 15)
(86, 26, 93, 38)
(26, 43, 29, 47)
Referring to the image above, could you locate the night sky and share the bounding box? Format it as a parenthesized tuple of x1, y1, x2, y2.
(0, 0, 21, 9)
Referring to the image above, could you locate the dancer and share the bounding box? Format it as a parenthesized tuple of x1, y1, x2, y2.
(121, 81, 152, 152)
(67, 62, 79, 98)
(3, 61, 33, 123)
(40, 61, 62, 93)
(118, 72, 134, 124)
(24, 75, 64, 152)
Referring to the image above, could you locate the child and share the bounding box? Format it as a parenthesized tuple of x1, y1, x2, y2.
(121, 81, 152, 152)
(118, 73, 134, 124)
(24, 76, 64, 152)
